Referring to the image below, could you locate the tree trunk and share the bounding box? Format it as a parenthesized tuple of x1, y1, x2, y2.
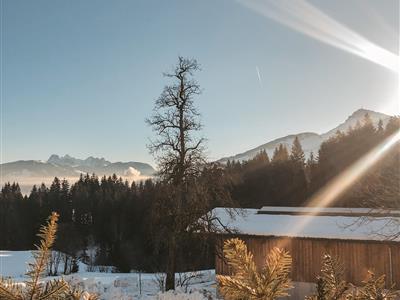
(165, 236, 176, 291)
(63, 255, 69, 275)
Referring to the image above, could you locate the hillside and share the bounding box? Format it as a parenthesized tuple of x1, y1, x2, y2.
(219, 109, 391, 163)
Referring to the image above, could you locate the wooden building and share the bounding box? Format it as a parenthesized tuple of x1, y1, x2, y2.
(211, 206, 400, 299)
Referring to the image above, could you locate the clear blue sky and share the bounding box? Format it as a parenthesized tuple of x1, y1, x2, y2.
(2, 0, 399, 165)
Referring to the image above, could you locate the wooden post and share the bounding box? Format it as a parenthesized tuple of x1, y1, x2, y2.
(389, 247, 393, 285)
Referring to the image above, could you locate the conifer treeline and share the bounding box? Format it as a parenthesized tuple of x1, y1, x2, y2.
(0, 173, 217, 272)
(226, 114, 399, 209)
(0, 114, 399, 271)
(0, 175, 165, 271)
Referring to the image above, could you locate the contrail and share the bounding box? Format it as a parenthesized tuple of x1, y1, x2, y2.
(256, 66, 263, 87)
(238, 0, 399, 73)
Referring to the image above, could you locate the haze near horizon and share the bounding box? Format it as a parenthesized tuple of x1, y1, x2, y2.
(2, 0, 399, 164)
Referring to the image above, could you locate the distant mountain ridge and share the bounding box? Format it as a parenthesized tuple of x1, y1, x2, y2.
(2, 155, 155, 181)
(1, 108, 392, 193)
(218, 109, 392, 163)
(47, 154, 110, 168)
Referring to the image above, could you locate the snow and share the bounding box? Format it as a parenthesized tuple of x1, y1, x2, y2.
(211, 207, 400, 241)
(0, 251, 31, 278)
(258, 206, 400, 216)
(62, 271, 215, 300)
(0, 250, 87, 278)
(0, 251, 216, 300)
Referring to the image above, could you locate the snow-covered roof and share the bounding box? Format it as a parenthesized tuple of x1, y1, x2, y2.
(258, 206, 400, 217)
(211, 207, 400, 242)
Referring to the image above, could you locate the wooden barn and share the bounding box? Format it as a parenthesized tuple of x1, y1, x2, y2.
(211, 206, 400, 299)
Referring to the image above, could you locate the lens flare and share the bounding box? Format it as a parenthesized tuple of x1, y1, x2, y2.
(283, 129, 400, 242)
(238, 0, 399, 73)
(236, 0, 400, 249)
(307, 130, 400, 208)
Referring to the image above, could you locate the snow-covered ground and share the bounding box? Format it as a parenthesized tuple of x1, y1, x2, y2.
(0, 251, 217, 300)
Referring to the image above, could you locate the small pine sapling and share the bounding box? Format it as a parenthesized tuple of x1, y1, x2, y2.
(348, 271, 398, 300)
(217, 238, 293, 300)
(0, 212, 98, 300)
(306, 254, 348, 300)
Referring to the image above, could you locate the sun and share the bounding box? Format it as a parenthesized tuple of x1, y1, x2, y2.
(378, 84, 400, 116)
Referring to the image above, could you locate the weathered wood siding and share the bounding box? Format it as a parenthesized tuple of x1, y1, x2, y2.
(216, 235, 400, 287)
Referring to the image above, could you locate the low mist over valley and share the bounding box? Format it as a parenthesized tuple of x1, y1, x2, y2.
(1, 154, 155, 193)
(1, 108, 393, 194)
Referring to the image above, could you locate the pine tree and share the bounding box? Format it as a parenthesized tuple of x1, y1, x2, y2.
(306, 254, 348, 300)
(60, 179, 71, 222)
(363, 113, 373, 126)
(0, 212, 98, 300)
(306, 151, 317, 168)
(290, 136, 305, 165)
(217, 238, 292, 300)
(385, 116, 400, 136)
(346, 271, 398, 300)
(272, 144, 289, 163)
(360, 113, 376, 137)
(377, 119, 384, 134)
(306, 151, 318, 184)
(253, 149, 270, 164)
(245, 150, 270, 172)
(307, 256, 399, 300)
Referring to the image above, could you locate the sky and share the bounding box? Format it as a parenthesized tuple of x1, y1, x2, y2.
(2, 0, 399, 165)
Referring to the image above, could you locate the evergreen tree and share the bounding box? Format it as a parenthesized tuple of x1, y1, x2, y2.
(0, 182, 26, 249)
(307, 254, 399, 300)
(290, 136, 305, 165)
(377, 119, 384, 134)
(253, 149, 270, 164)
(217, 238, 292, 300)
(348, 271, 398, 299)
(385, 116, 400, 136)
(306, 151, 318, 184)
(60, 179, 72, 222)
(272, 144, 289, 163)
(49, 177, 61, 217)
(0, 213, 98, 300)
(311, 116, 398, 207)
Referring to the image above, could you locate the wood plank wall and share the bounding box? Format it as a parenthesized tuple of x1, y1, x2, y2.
(215, 235, 400, 287)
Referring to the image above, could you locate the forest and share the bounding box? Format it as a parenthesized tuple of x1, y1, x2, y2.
(1, 113, 399, 275)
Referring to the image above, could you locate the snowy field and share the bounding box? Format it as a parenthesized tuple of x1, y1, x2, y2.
(0, 251, 217, 300)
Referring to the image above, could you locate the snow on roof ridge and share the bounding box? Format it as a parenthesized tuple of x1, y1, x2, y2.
(258, 206, 400, 217)
(210, 207, 400, 242)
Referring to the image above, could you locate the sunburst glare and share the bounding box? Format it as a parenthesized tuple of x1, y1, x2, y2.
(238, 0, 399, 73)
(287, 129, 400, 239)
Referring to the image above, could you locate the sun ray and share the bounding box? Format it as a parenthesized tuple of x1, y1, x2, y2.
(238, 0, 399, 73)
(282, 129, 400, 242)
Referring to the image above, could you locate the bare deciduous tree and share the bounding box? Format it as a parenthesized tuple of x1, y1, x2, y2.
(147, 57, 204, 290)
(147, 57, 234, 290)
(147, 56, 205, 184)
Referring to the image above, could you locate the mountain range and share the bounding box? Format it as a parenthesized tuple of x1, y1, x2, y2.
(1, 108, 392, 193)
(1, 155, 155, 191)
(218, 109, 392, 163)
